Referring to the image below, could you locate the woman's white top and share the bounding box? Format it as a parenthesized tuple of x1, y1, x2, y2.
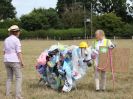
(3, 35, 21, 62)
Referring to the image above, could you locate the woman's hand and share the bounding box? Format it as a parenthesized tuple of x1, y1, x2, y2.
(21, 62, 24, 68)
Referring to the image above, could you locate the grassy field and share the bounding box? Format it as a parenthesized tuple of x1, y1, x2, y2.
(0, 40, 133, 99)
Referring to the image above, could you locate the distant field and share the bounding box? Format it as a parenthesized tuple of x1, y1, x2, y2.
(0, 40, 133, 99)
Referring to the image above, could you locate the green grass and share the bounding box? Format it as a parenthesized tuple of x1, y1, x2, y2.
(0, 40, 133, 99)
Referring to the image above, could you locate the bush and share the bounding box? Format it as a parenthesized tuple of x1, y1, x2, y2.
(122, 24, 133, 37)
(0, 19, 20, 29)
(0, 26, 132, 40)
(46, 28, 84, 40)
(0, 28, 84, 40)
(0, 29, 8, 40)
(20, 8, 61, 31)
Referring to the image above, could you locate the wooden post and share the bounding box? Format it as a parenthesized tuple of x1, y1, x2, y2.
(47, 36, 49, 40)
(59, 37, 61, 40)
(113, 36, 116, 43)
(37, 37, 38, 40)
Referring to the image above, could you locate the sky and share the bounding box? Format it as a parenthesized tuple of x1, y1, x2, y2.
(12, 0, 132, 17)
(12, 0, 58, 17)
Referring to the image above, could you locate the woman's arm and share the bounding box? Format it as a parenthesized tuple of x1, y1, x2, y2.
(17, 52, 24, 67)
(16, 39, 24, 67)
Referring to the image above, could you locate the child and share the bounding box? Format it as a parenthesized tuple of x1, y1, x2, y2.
(91, 30, 115, 91)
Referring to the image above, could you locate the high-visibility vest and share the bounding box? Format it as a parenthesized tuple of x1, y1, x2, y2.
(92, 39, 110, 49)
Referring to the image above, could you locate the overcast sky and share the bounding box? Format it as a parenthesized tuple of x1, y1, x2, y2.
(12, 0, 58, 17)
(12, 0, 132, 17)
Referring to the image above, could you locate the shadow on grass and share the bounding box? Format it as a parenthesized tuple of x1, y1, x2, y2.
(77, 82, 95, 92)
(77, 82, 118, 93)
(24, 79, 47, 90)
(26, 79, 63, 93)
(25, 79, 121, 94)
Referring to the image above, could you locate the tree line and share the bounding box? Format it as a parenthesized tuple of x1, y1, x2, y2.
(0, 0, 133, 39)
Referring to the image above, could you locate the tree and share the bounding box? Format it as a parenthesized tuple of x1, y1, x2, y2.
(57, 0, 67, 17)
(83, 0, 133, 23)
(57, 0, 90, 28)
(0, 0, 16, 20)
(57, 0, 77, 17)
(94, 0, 133, 23)
(93, 13, 125, 37)
(61, 3, 85, 28)
(20, 8, 61, 31)
(57, 0, 133, 23)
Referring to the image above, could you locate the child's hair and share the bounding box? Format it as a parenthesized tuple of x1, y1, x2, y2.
(96, 29, 105, 38)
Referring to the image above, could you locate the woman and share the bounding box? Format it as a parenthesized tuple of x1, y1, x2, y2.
(3, 25, 24, 99)
(91, 30, 115, 91)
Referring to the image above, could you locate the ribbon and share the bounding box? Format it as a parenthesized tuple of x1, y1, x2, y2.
(109, 49, 115, 91)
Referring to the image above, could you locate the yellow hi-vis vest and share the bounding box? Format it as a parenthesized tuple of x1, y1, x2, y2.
(92, 39, 110, 49)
